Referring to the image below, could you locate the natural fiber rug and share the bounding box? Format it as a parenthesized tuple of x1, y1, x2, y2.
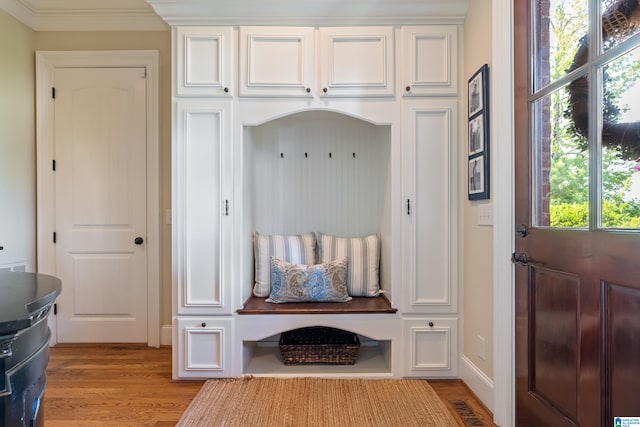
(177, 377, 459, 426)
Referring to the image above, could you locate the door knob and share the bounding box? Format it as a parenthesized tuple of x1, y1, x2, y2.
(516, 224, 528, 237)
(134, 237, 144, 245)
(511, 252, 528, 266)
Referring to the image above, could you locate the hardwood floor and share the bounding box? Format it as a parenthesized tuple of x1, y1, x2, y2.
(44, 345, 495, 426)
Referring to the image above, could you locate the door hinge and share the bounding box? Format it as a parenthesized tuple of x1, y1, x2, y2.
(53, 303, 57, 315)
(406, 199, 411, 215)
(225, 200, 229, 216)
(52, 159, 56, 171)
(52, 87, 55, 99)
(53, 232, 57, 243)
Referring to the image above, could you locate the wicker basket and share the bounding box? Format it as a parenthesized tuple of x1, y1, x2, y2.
(279, 326, 360, 365)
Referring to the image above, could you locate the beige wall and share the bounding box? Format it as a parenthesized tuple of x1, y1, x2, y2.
(463, 0, 494, 380)
(0, 10, 36, 270)
(34, 31, 173, 326)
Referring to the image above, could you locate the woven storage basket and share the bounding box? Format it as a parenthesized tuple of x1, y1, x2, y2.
(279, 326, 360, 365)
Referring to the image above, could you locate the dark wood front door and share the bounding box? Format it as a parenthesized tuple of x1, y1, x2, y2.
(514, 0, 640, 425)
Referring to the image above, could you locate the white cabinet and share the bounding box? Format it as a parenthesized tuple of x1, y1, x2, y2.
(402, 99, 458, 314)
(318, 26, 395, 97)
(401, 25, 459, 96)
(174, 317, 234, 378)
(173, 101, 233, 315)
(403, 317, 458, 377)
(239, 26, 315, 97)
(175, 26, 233, 97)
(239, 26, 394, 97)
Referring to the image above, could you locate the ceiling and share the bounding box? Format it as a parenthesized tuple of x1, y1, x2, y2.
(0, 0, 469, 31)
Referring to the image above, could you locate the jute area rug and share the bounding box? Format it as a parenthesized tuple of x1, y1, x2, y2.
(177, 377, 458, 427)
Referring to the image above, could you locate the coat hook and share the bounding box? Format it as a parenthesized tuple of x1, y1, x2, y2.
(305, 152, 308, 158)
(329, 152, 332, 158)
(353, 152, 356, 158)
(280, 153, 284, 158)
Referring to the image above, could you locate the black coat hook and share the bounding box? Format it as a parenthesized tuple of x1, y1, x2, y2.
(329, 152, 332, 158)
(280, 153, 284, 158)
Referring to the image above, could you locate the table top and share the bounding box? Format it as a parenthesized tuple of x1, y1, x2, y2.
(0, 271, 61, 335)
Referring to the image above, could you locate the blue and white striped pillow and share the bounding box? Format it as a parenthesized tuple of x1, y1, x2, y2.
(317, 233, 380, 297)
(253, 232, 317, 297)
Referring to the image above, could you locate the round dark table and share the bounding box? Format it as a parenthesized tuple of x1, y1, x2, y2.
(0, 271, 61, 427)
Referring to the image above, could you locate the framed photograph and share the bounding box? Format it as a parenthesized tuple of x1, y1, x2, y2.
(468, 64, 490, 200)
(468, 156, 485, 195)
(468, 114, 484, 156)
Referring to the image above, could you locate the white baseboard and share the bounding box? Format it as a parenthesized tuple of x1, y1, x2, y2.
(460, 355, 494, 413)
(161, 324, 172, 346)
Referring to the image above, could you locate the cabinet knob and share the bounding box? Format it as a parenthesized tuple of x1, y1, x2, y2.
(306, 87, 311, 93)
(201, 322, 207, 328)
(134, 237, 144, 245)
(405, 86, 411, 92)
(323, 88, 328, 93)
(223, 87, 229, 93)
(428, 322, 434, 327)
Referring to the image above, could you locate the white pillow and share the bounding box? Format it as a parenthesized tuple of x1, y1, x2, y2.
(253, 232, 317, 297)
(317, 233, 380, 297)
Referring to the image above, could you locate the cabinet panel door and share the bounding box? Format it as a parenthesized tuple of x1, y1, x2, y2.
(402, 26, 459, 96)
(319, 27, 395, 97)
(174, 102, 232, 314)
(175, 317, 234, 378)
(239, 26, 315, 97)
(403, 317, 458, 377)
(402, 100, 458, 314)
(175, 27, 232, 97)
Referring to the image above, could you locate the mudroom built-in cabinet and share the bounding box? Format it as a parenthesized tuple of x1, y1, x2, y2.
(171, 23, 461, 380)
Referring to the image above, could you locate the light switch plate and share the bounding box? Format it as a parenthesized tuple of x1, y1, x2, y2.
(478, 203, 493, 226)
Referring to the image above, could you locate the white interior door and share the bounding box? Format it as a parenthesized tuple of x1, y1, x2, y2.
(54, 67, 148, 343)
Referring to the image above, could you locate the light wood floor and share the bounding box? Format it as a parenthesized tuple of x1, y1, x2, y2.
(44, 345, 495, 426)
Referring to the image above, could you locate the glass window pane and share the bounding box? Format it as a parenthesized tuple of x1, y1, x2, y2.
(533, 85, 590, 227)
(534, 0, 589, 91)
(601, 47, 640, 228)
(602, 0, 640, 52)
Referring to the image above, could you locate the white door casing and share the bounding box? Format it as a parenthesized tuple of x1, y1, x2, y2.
(36, 51, 160, 346)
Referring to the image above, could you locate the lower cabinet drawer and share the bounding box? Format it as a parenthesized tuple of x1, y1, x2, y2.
(175, 317, 234, 379)
(403, 317, 458, 378)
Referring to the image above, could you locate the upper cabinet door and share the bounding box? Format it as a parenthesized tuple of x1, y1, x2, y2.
(239, 26, 315, 97)
(175, 27, 233, 97)
(402, 25, 458, 97)
(319, 27, 395, 97)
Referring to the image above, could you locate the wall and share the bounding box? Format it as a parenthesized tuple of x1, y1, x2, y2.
(0, 10, 36, 271)
(33, 31, 173, 328)
(462, 0, 495, 406)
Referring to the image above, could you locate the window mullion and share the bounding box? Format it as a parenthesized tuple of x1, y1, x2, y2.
(588, 0, 602, 230)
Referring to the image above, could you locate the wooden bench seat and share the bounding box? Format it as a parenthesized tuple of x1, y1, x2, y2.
(237, 294, 397, 315)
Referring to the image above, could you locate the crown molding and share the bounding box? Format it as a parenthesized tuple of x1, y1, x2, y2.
(1, 0, 469, 31)
(147, 0, 470, 26)
(0, 0, 168, 31)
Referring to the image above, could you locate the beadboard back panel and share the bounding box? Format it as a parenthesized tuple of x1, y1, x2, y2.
(244, 110, 391, 239)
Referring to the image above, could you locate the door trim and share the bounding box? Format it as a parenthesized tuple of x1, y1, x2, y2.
(491, 1, 515, 426)
(35, 50, 161, 347)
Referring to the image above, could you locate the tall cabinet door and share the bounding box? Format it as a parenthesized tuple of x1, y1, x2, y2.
(174, 101, 232, 315)
(402, 100, 459, 314)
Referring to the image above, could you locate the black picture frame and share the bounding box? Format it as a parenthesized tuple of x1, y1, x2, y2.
(467, 64, 490, 200)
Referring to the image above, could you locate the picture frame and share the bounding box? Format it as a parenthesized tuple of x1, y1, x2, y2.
(468, 64, 490, 200)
